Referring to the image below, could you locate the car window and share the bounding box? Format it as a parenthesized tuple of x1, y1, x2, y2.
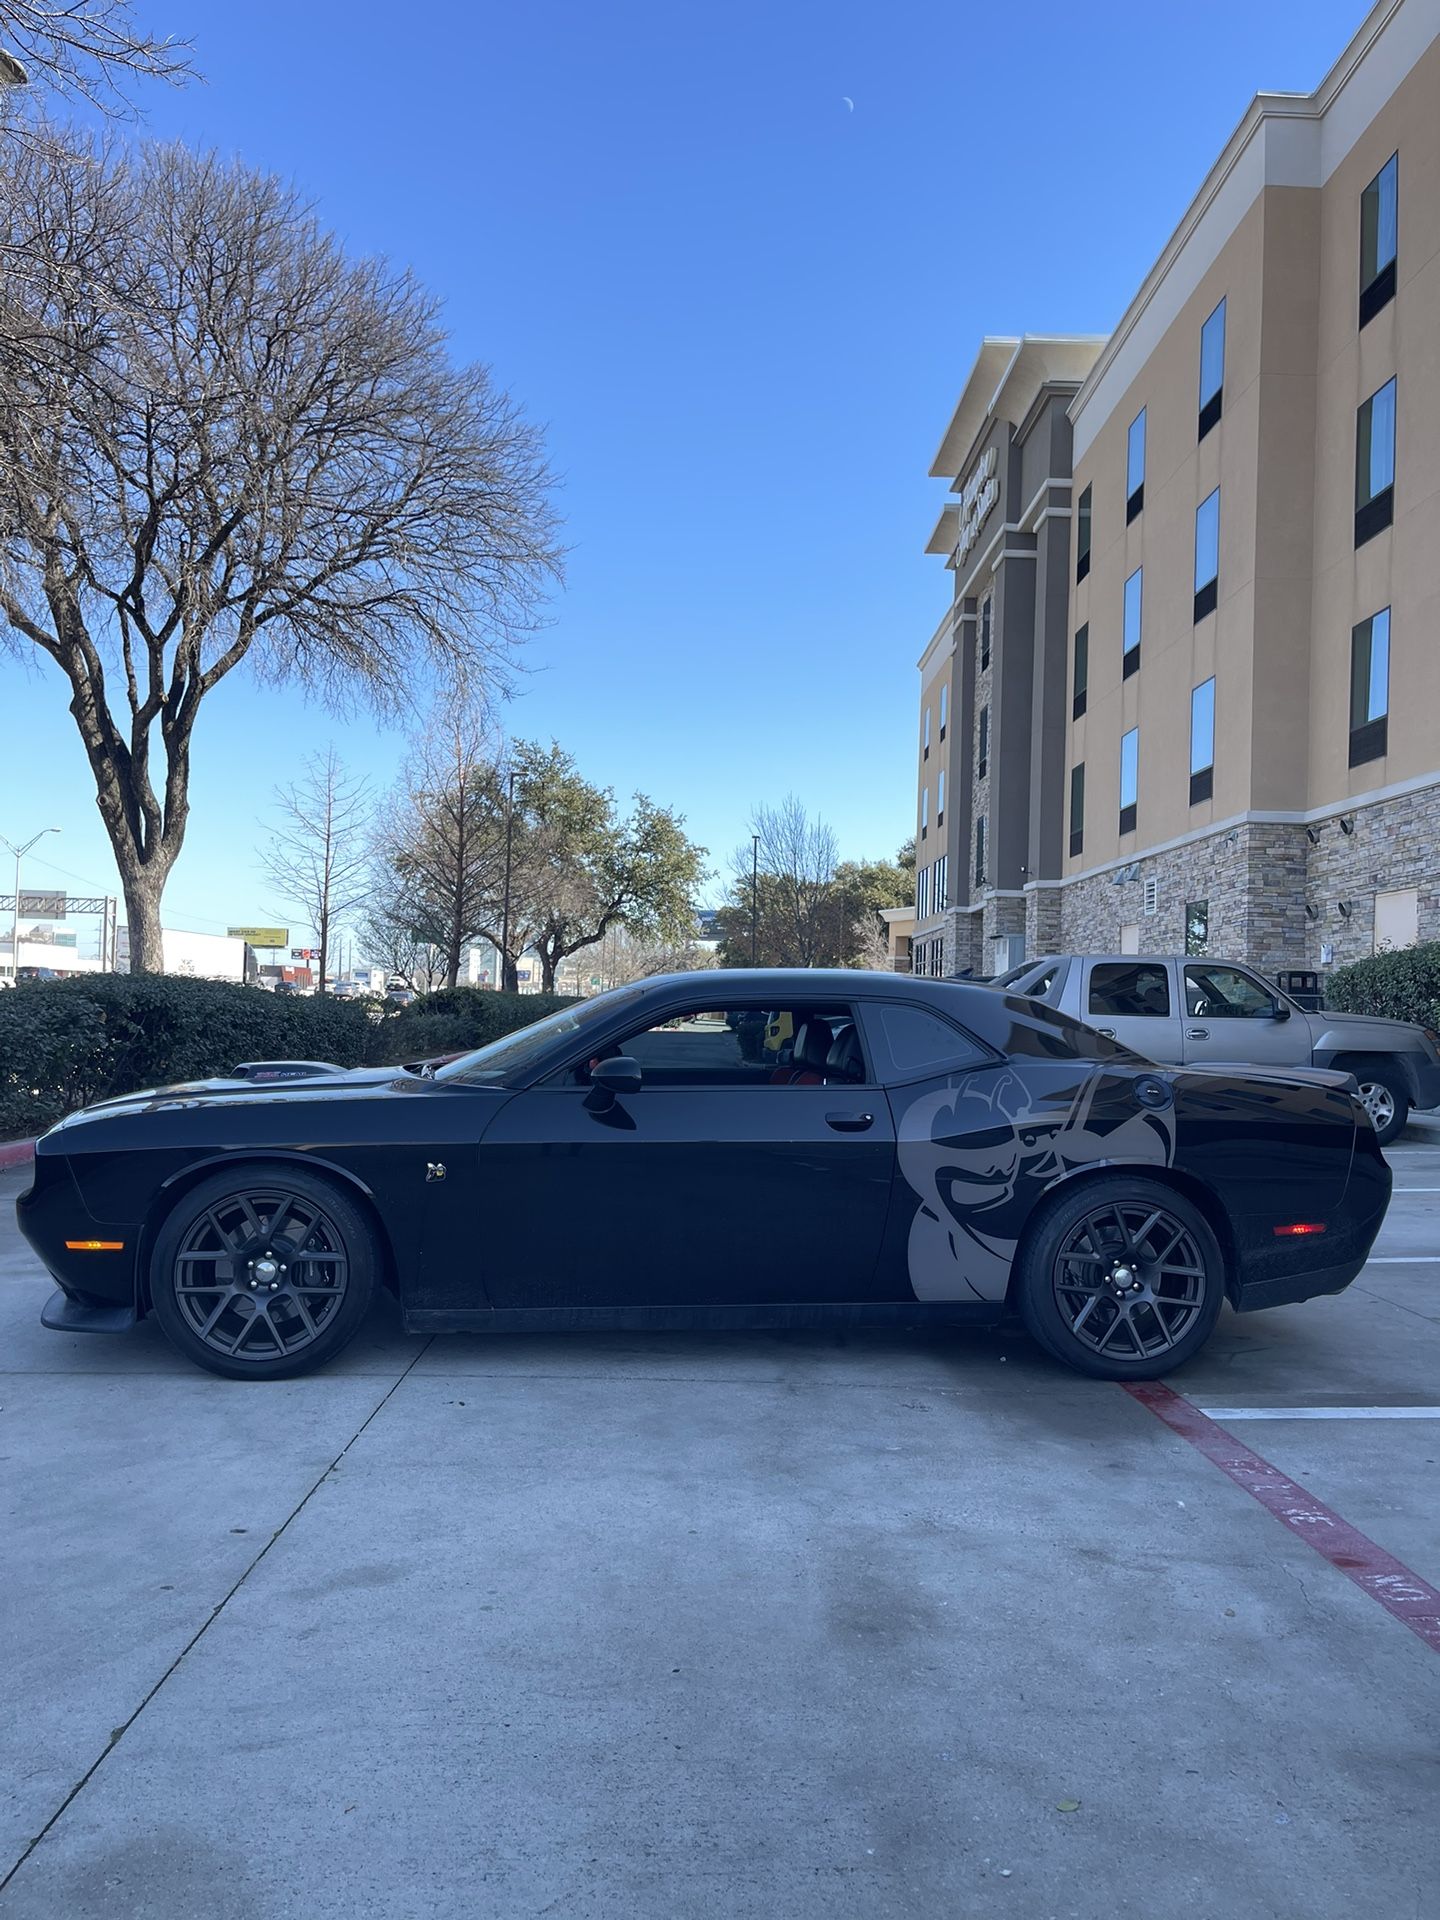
(864, 1003, 992, 1080)
(1088, 962, 1171, 1018)
(572, 1005, 868, 1088)
(435, 985, 651, 1085)
(1023, 964, 1060, 1000)
(1184, 965, 1275, 1018)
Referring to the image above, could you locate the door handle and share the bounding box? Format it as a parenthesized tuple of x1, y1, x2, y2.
(1186, 1026, 1209, 1039)
(1096, 1027, 1116, 1039)
(826, 1112, 874, 1132)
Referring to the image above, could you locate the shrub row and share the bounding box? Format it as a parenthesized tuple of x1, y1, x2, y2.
(369, 987, 575, 1065)
(1324, 941, 1440, 1030)
(0, 976, 573, 1139)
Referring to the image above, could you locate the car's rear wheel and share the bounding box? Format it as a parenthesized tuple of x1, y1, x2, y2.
(1347, 1059, 1410, 1147)
(1016, 1176, 1225, 1380)
(150, 1166, 377, 1380)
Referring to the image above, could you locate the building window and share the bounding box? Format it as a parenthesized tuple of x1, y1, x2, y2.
(921, 785, 929, 839)
(1185, 900, 1210, 958)
(1072, 624, 1088, 719)
(1349, 608, 1390, 766)
(1355, 378, 1396, 546)
(1069, 762, 1085, 859)
(1126, 407, 1146, 522)
(937, 767, 946, 823)
(974, 817, 987, 888)
(923, 706, 930, 758)
(1198, 297, 1226, 439)
(979, 595, 992, 670)
(1123, 567, 1142, 677)
(977, 705, 989, 777)
(1194, 488, 1219, 621)
(1360, 152, 1398, 327)
(935, 854, 948, 909)
(1076, 484, 1092, 582)
(1119, 726, 1138, 835)
(939, 683, 948, 739)
(1190, 676, 1215, 805)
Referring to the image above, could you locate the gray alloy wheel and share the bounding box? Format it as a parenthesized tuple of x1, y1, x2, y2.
(1016, 1175, 1225, 1380)
(1353, 1065, 1409, 1146)
(150, 1167, 376, 1380)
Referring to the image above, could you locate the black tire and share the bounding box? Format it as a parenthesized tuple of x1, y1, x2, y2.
(1015, 1175, 1226, 1381)
(150, 1165, 377, 1381)
(1346, 1058, 1410, 1147)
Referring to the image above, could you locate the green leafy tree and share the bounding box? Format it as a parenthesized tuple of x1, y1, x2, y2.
(499, 742, 707, 992)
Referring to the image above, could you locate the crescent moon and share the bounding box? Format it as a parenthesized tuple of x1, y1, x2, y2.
(842, 97, 854, 112)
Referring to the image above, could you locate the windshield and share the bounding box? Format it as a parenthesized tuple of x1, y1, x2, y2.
(432, 984, 651, 1086)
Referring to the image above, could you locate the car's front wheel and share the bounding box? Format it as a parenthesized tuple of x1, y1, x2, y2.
(1015, 1176, 1225, 1380)
(150, 1166, 377, 1380)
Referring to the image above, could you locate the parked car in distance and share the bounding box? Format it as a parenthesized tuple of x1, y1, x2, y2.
(994, 953, 1440, 1145)
(18, 970, 1390, 1384)
(385, 986, 416, 1006)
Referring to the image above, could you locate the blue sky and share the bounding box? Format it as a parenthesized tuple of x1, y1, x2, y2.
(3, 0, 1362, 952)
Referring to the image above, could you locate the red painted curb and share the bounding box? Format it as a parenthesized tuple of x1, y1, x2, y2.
(1126, 1380, 1440, 1655)
(0, 1139, 35, 1170)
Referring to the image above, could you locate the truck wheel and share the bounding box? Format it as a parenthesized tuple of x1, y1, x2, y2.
(1349, 1060, 1410, 1147)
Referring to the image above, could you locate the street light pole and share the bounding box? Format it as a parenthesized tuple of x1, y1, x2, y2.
(499, 767, 517, 993)
(750, 834, 760, 966)
(2, 827, 61, 983)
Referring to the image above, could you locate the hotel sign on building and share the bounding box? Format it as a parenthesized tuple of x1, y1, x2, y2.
(913, 0, 1440, 978)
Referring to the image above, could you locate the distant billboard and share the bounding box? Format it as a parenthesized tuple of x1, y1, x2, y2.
(20, 891, 65, 918)
(228, 926, 288, 947)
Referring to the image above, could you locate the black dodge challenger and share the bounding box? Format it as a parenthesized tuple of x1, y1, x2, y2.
(16, 971, 1391, 1382)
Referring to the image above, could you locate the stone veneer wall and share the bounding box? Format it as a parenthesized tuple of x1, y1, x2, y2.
(1047, 780, 1440, 969)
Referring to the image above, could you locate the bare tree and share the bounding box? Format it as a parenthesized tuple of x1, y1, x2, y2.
(369, 709, 508, 989)
(0, 131, 562, 970)
(0, 2, 192, 114)
(260, 748, 372, 994)
(716, 795, 843, 967)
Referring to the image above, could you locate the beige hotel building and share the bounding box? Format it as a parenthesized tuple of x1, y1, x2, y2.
(912, 0, 1440, 980)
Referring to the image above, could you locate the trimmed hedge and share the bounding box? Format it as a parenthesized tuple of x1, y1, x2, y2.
(1324, 942, 1440, 1030)
(366, 988, 577, 1065)
(0, 975, 577, 1138)
(0, 975, 371, 1137)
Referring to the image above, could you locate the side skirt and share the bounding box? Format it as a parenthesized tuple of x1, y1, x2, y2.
(405, 1301, 1006, 1335)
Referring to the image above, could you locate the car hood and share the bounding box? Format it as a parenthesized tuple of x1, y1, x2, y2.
(45, 1065, 424, 1132)
(1305, 1008, 1429, 1045)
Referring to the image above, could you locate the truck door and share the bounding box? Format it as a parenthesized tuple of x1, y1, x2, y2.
(1081, 959, 1184, 1063)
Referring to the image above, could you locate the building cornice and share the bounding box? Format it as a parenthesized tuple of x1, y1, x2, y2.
(1069, 0, 1435, 453)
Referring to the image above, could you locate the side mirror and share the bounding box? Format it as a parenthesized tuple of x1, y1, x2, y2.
(1268, 1003, 1291, 1021)
(584, 1056, 642, 1111)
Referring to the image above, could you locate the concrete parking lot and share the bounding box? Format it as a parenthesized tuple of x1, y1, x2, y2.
(2, 1136, 1437, 1920)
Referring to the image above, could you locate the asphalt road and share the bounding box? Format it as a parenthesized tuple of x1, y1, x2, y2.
(2, 1130, 1437, 1919)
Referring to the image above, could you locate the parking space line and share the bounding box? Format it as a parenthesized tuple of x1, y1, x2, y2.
(1366, 1256, 1440, 1263)
(1125, 1382, 1440, 1656)
(1194, 1406, 1440, 1420)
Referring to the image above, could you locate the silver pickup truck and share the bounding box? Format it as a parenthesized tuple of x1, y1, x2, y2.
(995, 952, 1440, 1146)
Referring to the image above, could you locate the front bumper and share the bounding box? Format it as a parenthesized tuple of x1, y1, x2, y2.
(40, 1289, 138, 1334)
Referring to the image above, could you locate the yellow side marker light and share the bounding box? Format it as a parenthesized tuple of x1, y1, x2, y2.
(64, 1240, 125, 1251)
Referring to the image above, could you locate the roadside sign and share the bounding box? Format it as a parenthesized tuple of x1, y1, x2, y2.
(291, 947, 317, 960)
(589, 976, 601, 986)
(19, 891, 65, 918)
(229, 926, 288, 947)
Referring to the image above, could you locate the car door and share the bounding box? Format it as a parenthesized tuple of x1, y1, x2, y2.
(1080, 959, 1183, 1061)
(475, 998, 899, 1309)
(1179, 962, 1304, 1068)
